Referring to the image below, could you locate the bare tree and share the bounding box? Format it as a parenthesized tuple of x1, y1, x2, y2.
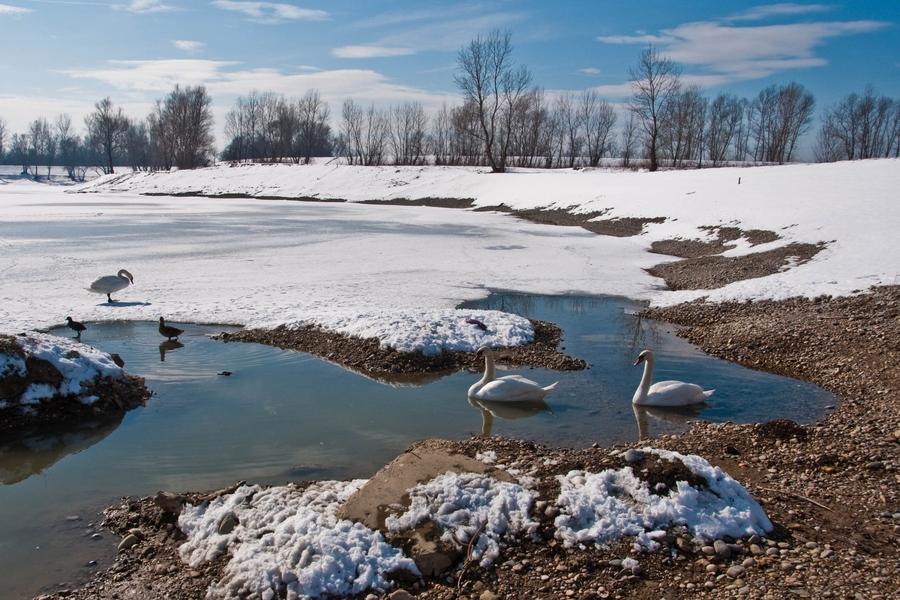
(750, 82, 814, 163)
(628, 46, 681, 171)
(621, 112, 639, 168)
(660, 86, 706, 168)
(0, 117, 6, 160)
(579, 90, 617, 167)
(455, 30, 532, 172)
(55, 114, 79, 180)
(704, 93, 742, 166)
(85, 97, 129, 174)
(555, 92, 582, 167)
(296, 90, 331, 164)
(815, 87, 898, 161)
(389, 101, 427, 165)
(340, 99, 387, 166)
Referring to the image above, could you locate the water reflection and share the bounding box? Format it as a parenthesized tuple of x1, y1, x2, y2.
(468, 397, 552, 437)
(158, 339, 184, 362)
(632, 404, 704, 441)
(0, 417, 123, 485)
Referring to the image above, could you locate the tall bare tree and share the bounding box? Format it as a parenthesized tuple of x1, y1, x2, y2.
(86, 97, 129, 174)
(0, 117, 7, 160)
(815, 87, 898, 161)
(628, 46, 681, 171)
(704, 93, 742, 166)
(555, 92, 582, 168)
(455, 30, 532, 172)
(389, 101, 428, 165)
(296, 90, 331, 164)
(621, 112, 639, 168)
(579, 90, 617, 167)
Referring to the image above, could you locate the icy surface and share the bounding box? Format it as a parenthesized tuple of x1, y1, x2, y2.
(385, 471, 539, 567)
(178, 481, 418, 600)
(0, 333, 124, 405)
(554, 448, 772, 549)
(2, 160, 897, 349)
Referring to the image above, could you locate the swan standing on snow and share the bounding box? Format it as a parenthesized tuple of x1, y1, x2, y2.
(89, 269, 133, 303)
(468, 347, 558, 402)
(632, 349, 714, 407)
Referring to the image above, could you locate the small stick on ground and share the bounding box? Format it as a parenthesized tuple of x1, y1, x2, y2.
(456, 520, 487, 594)
(756, 485, 836, 513)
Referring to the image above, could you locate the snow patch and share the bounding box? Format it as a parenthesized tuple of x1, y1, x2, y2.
(178, 481, 418, 600)
(385, 471, 538, 567)
(475, 450, 497, 464)
(554, 448, 772, 549)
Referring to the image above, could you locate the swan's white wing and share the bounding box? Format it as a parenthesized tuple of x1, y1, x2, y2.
(644, 381, 709, 407)
(473, 376, 550, 402)
(90, 275, 129, 294)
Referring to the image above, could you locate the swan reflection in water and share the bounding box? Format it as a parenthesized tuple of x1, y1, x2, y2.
(632, 403, 703, 441)
(468, 396, 552, 437)
(159, 339, 184, 362)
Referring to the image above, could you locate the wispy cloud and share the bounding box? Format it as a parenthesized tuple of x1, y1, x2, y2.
(210, 1, 328, 24)
(332, 45, 415, 59)
(577, 67, 602, 76)
(0, 3, 31, 13)
(597, 18, 889, 84)
(120, 0, 175, 13)
(724, 3, 833, 22)
(173, 39, 204, 53)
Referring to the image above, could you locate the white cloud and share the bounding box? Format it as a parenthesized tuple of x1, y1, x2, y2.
(332, 45, 415, 59)
(173, 39, 205, 52)
(121, 0, 175, 13)
(0, 3, 31, 14)
(598, 19, 888, 82)
(210, 1, 328, 24)
(577, 67, 602, 76)
(64, 59, 237, 91)
(725, 3, 833, 22)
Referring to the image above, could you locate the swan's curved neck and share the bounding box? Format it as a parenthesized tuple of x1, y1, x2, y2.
(638, 354, 654, 395)
(479, 351, 496, 386)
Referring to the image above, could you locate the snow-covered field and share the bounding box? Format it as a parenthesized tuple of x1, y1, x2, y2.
(2, 159, 898, 352)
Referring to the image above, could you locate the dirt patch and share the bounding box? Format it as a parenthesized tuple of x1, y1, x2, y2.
(582, 217, 667, 237)
(143, 191, 347, 202)
(646, 241, 826, 290)
(217, 319, 586, 380)
(472, 203, 513, 213)
(360, 197, 476, 209)
(650, 226, 783, 259)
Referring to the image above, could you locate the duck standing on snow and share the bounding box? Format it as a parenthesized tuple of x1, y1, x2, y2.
(632, 349, 714, 407)
(65, 316, 86, 339)
(158, 317, 184, 341)
(89, 269, 134, 303)
(468, 346, 558, 402)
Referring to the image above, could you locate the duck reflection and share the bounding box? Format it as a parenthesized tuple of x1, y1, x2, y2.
(159, 339, 184, 362)
(632, 403, 704, 441)
(469, 397, 551, 437)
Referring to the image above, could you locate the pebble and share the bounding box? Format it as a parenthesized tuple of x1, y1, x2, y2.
(90, 533, 102, 541)
(750, 544, 763, 555)
(65, 516, 82, 522)
(623, 449, 644, 463)
(706, 564, 718, 573)
(85, 560, 97, 567)
(701, 545, 716, 556)
(726, 565, 745, 578)
(388, 590, 414, 600)
(479, 592, 499, 600)
(742, 558, 755, 568)
(117, 534, 139, 552)
(714, 540, 731, 559)
(704, 581, 716, 589)
(820, 549, 833, 559)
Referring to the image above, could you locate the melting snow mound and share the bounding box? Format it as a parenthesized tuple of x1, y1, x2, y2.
(385, 471, 539, 567)
(177, 481, 419, 600)
(554, 448, 772, 549)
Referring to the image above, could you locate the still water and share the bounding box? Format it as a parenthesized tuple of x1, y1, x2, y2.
(0, 293, 833, 599)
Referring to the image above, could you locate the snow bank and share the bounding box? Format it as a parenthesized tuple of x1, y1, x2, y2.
(178, 481, 419, 600)
(554, 448, 772, 549)
(250, 309, 533, 355)
(385, 471, 539, 567)
(0, 333, 124, 407)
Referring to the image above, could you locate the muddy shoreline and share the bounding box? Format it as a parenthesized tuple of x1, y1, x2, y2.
(38, 286, 899, 600)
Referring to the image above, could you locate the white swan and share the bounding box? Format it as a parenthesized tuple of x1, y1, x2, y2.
(89, 269, 133, 303)
(468, 347, 558, 402)
(632, 349, 714, 407)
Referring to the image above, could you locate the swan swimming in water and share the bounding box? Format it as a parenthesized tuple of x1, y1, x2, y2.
(89, 269, 133, 303)
(468, 346, 558, 402)
(632, 349, 714, 407)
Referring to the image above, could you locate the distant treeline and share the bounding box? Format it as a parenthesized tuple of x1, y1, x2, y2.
(0, 33, 898, 178)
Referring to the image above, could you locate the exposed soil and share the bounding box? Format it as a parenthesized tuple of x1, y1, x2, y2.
(511, 206, 666, 237)
(650, 226, 782, 259)
(143, 191, 347, 202)
(359, 197, 476, 209)
(646, 242, 826, 290)
(216, 319, 587, 381)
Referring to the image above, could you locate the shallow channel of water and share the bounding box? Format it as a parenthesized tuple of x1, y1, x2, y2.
(0, 293, 833, 599)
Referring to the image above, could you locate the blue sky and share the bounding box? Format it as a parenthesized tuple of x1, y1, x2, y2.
(0, 0, 897, 144)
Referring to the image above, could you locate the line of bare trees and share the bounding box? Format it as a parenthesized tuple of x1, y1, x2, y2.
(1, 85, 214, 180)
(814, 86, 899, 162)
